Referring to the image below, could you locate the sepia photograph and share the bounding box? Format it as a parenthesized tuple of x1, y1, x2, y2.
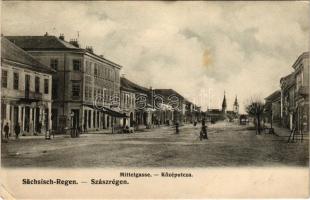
(0, 1, 309, 198)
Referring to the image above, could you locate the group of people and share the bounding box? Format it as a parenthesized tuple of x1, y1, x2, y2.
(3, 122, 21, 140)
(174, 119, 208, 140)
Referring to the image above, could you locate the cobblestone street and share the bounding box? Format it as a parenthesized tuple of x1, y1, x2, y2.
(1, 121, 309, 168)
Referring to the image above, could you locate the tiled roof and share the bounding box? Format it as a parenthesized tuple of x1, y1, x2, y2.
(154, 89, 185, 100)
(280, 72, 295, 90)
(6, 36, 81, 50)
(265, 90, 281, 101)
(120, 77, 150, 94)
(5, 35, 123, 70)
(1, 37, 55, 74)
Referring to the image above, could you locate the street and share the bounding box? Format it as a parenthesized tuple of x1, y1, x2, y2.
(1, 121, 309, 168)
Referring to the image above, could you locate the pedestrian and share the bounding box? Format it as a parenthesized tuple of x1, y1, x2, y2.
(201, 123, 208, 140)
(175, 122, 179, 134)
(4, 122, 9, 139)
(14, 123, 21, 139)
(83, 123, 87, 133)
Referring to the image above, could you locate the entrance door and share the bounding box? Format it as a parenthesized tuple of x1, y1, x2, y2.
(35, 108, 40, 132)
(25, 75, 30, 98)
(143, 112, 148, 126)
(52, 109, 58, 131)
(45, 108, 49, 131)
(130, 112, 134, 127)
(83, 110, 87, 131)
(107, 116, 110, 128)
(24, 107, 30, 132)
(13, 106, 19, 125)
(101, 114, 105, 129)
(71, 109, 80, 129)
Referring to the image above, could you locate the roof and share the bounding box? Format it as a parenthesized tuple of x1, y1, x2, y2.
(120, 77, 150, 94)
(154, 89, 185, 100)
(1, 37, 55, 74)
(265, 90, 281, 102)
(207, 109, 222, 114)
(292, 52, 309, 69)
(6, 36, 81, 50)
(5, 35, 123, 69)
(222, 94, 227, 108)
(280, 72, 295, 90)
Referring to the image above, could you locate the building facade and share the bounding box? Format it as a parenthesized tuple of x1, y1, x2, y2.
(280, 52, 309, 132)
(120, 77, 136, 128)
(154, 89, 186, 125)
(7, 35, 123, 133)
(280, 73, 295, 130)
(120, 77, 154, 128)
(291, 52, 309, 132)
(264, 90, 281, 126)
(1, 37, 55, 136)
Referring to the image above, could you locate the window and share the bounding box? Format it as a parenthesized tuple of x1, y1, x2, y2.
(2, 70, 8, 88)
(296, 72, 303, 90)
(13, 72, 19, 90)
(52, 81, 58, 99)
(73, 59, 81, 71)
(1, 103, 6, 120)
(50, 59, 58, 70)
(35, 77, 40, 93)
(71, 81, 81, 98)
(85, 61, 92, 74)
(44, 79, 49, 94)
(94, 64, 98, 76)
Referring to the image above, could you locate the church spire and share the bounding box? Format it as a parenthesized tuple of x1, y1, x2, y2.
(222, 91, 227, 113)
(234, 95, 239, 106)
(233, 95, 239, 114)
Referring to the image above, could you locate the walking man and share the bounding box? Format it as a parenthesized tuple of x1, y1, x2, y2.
(175, 122, 179, 134)
(4, 122, 9, 140)
(14, 123, 21, 139)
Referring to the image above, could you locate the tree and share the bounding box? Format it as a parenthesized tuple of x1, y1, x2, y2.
(245, 97, 265, 134)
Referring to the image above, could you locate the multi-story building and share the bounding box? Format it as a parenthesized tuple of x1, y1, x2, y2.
(264, 90, 281, 126)
(1, 37, 55, 135)
(154, 89, 186, 125)
(120, 77, 136, 128)
(120, 77, 154, 128)
(280, 72, 295, 130)
(292, 52, 309, 132)
(6, 34, 124, 133)
(280, 52, 309, 132)
(184, 100, 202, 124)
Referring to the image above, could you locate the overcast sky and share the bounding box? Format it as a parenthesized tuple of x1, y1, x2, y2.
(2, 1, 309, 112)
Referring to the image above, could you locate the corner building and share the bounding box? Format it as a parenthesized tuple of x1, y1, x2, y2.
(7, 35, 122, 133)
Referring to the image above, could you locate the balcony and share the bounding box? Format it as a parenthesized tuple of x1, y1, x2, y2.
(297, 86, 309, 97)
(20, 90, 42, 103)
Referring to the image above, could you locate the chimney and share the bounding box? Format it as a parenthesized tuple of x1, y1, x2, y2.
(85, 46, 93, 53)
(44, 32, 49, 36)
(59, 33, 65, 40)
(69, 39, 80, 48)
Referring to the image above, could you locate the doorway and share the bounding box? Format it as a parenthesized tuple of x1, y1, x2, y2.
(71, 109, 80, 129)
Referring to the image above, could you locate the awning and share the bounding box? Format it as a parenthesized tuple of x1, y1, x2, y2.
(83, 104, 128, 118)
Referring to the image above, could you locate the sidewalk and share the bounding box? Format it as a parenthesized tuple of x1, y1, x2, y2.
(272, 126, 291, 137)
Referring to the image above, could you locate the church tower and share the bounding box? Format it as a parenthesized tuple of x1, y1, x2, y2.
(233, 96, 239, 114)
(222, 91, 227, 113)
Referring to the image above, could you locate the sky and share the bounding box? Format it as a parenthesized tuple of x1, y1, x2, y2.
(1, 1, 309, 113)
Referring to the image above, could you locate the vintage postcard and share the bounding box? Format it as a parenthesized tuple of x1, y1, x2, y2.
(0, 1, 309, 199)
